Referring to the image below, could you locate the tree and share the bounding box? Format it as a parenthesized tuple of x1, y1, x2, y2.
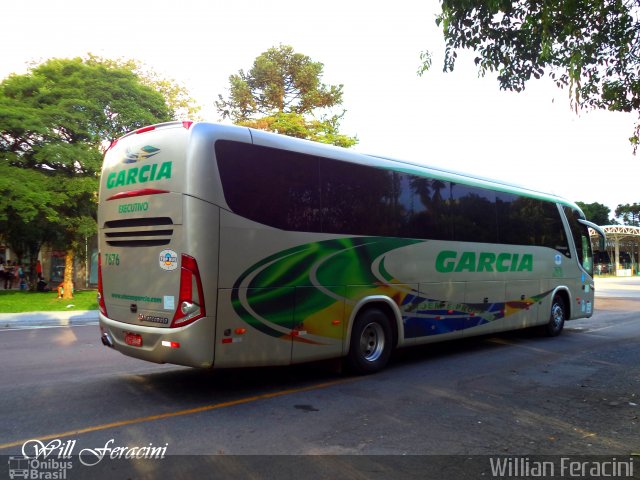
(424, 1, 640, 152)
(216, 45, 357, 148)
(576, 201, 613, 225)
(0, 163, 61, 287)
(0, 56, 186, 296)
(615, 202, 640, 226)
(90, 54, 202, 121)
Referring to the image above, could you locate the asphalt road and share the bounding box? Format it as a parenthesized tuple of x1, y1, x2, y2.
(1, 285, 639, 478)
(595, 276, 640, 298)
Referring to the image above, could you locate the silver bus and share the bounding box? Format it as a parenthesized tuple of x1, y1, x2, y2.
(97, 121, 605, 373)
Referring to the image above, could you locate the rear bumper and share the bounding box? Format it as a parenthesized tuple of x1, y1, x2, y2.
(99, 313, 215, 368)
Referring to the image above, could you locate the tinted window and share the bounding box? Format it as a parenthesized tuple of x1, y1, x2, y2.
(495, 192, 531, 245)
(215, 141, 570, 253)
(215, 141, 320, 231)
(497, 193, 570, 255)
(449, 183, 497, 243)
(396, 173, 451, 240)
(320, 158, 396, 236)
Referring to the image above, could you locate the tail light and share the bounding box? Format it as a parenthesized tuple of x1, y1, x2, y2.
(171, 254, 206, 327)
(97, 253, 108, 316)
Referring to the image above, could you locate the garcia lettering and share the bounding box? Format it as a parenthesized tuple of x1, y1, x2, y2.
(106, 161, 172, 189)
(436, 250, 533, 273)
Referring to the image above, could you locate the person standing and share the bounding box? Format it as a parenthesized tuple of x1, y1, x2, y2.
(17, 264, 26, 290)
(4, 261, 15, 289)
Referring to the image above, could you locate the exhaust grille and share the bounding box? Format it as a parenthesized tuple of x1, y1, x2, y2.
(103, 217, 173, 247)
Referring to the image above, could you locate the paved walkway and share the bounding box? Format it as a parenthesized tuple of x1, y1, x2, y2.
(0, 310, 98, 329)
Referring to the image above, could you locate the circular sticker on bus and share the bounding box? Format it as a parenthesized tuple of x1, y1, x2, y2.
(159, 249, 178, 271)
(554, 254, 562, 266)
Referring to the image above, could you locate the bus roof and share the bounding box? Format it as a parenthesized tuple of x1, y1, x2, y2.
(245, 125, 580, 211)
(106, 121, 580, 212)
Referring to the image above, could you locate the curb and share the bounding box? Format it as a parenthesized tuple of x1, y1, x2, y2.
(0, 310, 99, 329)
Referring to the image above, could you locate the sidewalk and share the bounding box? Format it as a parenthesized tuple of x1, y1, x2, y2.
(0, 310, 99, 329)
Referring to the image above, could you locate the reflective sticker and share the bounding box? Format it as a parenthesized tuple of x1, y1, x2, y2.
(164, 295, 175, 310)
(159, 249, 178, 271)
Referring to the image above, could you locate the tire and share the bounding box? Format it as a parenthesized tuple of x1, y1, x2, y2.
(346, 308, 393, 375)
(542, 294, 566, 337)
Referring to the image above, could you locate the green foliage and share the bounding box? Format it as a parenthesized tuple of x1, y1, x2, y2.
(614, 202, 640, 226)
(216, 45, 357, 147)
(576, 201, 613, 225)
(0, 56, 184, 286)
(87, 54, 202, 120)
(417, 50, 433, 77)
(239, 112, 357, 148)
(427, 0, 640, 152)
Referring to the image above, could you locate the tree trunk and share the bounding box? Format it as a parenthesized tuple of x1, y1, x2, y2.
(62, 249, 74, 299)
(28, 242, 41, 291)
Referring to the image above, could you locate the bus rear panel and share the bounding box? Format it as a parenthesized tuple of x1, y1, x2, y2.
(98, 122, 227, 367)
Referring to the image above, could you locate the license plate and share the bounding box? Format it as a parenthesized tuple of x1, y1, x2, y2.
(125, 332, 143, 347)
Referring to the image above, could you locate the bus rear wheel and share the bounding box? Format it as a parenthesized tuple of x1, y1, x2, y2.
(346, 308, 393, 375)
(542, 294, 566, 337)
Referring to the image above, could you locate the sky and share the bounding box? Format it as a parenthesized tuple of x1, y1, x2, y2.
(2, 0, 638, 218)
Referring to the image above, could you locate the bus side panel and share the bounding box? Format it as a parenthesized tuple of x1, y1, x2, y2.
(215, 288, 294, 368)
(291, 286, 345, 364)
(412, 282, 466, 343)
(503, 280, 542, 330)
(567, 273, 593, 320)
(384, 241, 564, 339)
(462, 280, 507, 335)
(217, 211, 431, 366)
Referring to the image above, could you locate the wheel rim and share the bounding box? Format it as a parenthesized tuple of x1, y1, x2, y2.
(359, 322, 385, 362)
(551, 302, 564, 329)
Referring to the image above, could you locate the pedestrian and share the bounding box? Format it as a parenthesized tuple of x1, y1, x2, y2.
(18, 264, 27, 290)
(0, 261, 4, 290)
(4, 261, 15, 289)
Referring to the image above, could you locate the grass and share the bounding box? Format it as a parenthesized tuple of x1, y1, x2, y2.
(0, 289, 98, 313)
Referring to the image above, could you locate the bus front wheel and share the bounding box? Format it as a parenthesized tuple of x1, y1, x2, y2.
(542, 294, 566, 337)
(346, 308, 393, 374)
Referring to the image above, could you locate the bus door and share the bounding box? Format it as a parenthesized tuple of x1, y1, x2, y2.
(563, 207, 605, 318)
